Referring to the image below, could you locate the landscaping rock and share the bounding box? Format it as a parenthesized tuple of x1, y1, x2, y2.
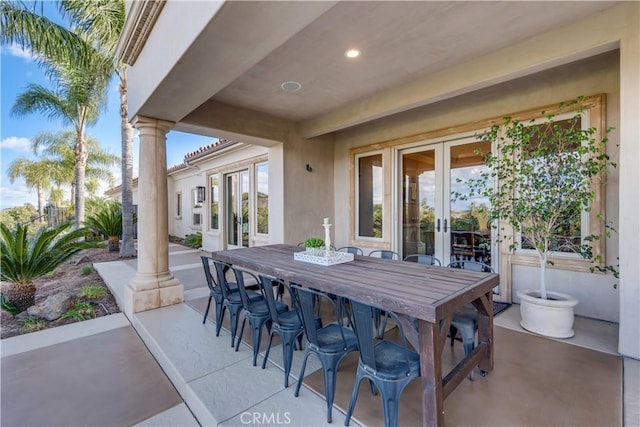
(74, 255, 92, 265)
(27, 292, 78, 321)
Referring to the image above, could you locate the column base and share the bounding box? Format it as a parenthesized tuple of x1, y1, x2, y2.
(125, 272, 184, 315)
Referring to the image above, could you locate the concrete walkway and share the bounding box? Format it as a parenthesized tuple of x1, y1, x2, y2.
(1, 314, 192, 427)
(2, 243, 638, 426)
(94, 244, 343, 426)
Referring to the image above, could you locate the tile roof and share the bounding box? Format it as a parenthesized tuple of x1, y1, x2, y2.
(183, 139, 236, 162)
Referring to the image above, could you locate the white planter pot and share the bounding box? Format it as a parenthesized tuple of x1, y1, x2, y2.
(517, 289, 578, 339)
(305, 247, 325, 257)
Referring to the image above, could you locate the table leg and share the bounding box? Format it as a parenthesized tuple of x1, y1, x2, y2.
(419, 319, 444, 426)
(472, 291, 494, 374)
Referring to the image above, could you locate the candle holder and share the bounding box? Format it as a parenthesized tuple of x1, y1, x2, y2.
(322, 219, 332, 257)
(294, 217, 354, 265)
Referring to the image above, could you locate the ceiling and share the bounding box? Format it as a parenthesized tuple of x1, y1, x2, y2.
(210, 1, 617, 122)
(126, 1, 621, 139)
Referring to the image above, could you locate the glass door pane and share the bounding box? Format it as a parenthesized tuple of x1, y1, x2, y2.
(358, 154, 383, 238)
(226, 174, 238, 247)
(240, 171, 250, 247)
(400, 148, 440, 259)
(446, 140, 492, 266)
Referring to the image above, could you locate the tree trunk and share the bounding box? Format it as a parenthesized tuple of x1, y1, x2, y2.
(539, 253, 548, 300)
(4, 282, 36, 312)
(74, 127, 88, 229)
(119, 67, 136, 258)
(108, 235, 120, 252)
(70, 182, 75, 207)
(36, 183, 45, 224)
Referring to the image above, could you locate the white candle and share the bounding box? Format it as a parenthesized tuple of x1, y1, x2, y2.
(323, 217, 330, 225)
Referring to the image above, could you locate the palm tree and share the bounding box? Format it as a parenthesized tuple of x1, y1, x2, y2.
(32, 130, 118, 203)
(61, 0, 135, 258)
(48, 0, 134, 257)
(85, 178, 100, 199)
(0, 0, 91, 67)
(2, 0, 136, 257)
(48, 187, 65, 207)
(6, 157, 52, 223)
(11, 53, 110, 229)
(116, 65, 136, 258)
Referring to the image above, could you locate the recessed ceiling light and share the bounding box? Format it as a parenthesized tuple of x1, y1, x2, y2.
(345, 49, 360, 58)
(281, 81, 301, 92)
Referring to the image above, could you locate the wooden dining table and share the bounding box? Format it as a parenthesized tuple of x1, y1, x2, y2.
(212, 244, 499, 426)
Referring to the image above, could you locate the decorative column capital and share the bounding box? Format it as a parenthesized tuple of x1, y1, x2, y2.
(132, 115, 175, 136)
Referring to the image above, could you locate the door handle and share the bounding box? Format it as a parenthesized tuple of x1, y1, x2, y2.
(444, 219, 448, 232)
(436, 219, 441, 232)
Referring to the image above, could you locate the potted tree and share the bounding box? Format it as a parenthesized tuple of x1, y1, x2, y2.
(455, 97, 615, 338)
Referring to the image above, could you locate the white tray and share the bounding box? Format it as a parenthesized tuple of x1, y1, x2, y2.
(294, 250, 354, 266)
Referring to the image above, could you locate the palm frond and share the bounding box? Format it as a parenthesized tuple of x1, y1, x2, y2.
(11, 83, 73, 123)
(7, 157, 51, 189)
(85, 201, 123, 238)
(0, 222, 100, 284)
(0, 1, 91, 67)
(59, 0, 124, 56)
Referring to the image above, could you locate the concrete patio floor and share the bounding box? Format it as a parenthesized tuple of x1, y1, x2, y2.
(2, 243, 638, 426)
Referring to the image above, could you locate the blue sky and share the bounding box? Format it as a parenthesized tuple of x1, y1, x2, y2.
(1, 25, 214, 210)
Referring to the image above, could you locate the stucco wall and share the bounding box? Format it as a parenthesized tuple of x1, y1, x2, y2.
(332, 51, 621, 322)
(617, 1, 640, 359)
(282, 133, 335, 246)
(168, 144, 270, 253)
(168, 172, 203, 240)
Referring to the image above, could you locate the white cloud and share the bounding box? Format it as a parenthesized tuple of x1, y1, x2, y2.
(0, 136, 32, 153)
(0, 184, 36, 210)
(3, 43, 38, 62)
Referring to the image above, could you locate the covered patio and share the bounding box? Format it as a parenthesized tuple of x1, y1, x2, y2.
(98, 244, 631, 426)
(116, 1, 639, 367)
(108, 2, 640, 425)
(3, 243, 636, 425)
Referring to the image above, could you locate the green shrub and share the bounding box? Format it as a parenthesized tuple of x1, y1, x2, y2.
(304, 237, 325, 248)
(85, 202, 124, 252)
(80, 284, 106, 300)
(1, 222, 100, 285)
(1, 293, 20, 315)
(185, 232, 202, 248)
(80, 265, 94, 275)
(21, 317, 46, 333)
(61, 302, 96, 321)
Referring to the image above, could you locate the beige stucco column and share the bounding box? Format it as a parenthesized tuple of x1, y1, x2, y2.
(125, 115, 183, 315)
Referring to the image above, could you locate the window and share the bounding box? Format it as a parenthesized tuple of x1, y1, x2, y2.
(357, 153, 383, 238)
(193, 213, 202, 226)
(193, 187, 205, 207)
(210, 176, 219, 230)
(176, 192, 182, 218)
(256, 163, 268, 234)
(518, 114, 589, 255)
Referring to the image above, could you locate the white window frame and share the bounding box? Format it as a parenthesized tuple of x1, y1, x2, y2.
(255, 162, 269, 236)
(192, 187, 204, 208)
(175, 191, 182, 219)
(355, 151, 385, 242)
(193, 213, 202, 227)
(209, 174, 220, 231)
(514, 110, 591, 260)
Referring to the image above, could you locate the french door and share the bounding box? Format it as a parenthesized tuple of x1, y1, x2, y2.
(225, 170, 250, 249)
(398, 136, 494, 271)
